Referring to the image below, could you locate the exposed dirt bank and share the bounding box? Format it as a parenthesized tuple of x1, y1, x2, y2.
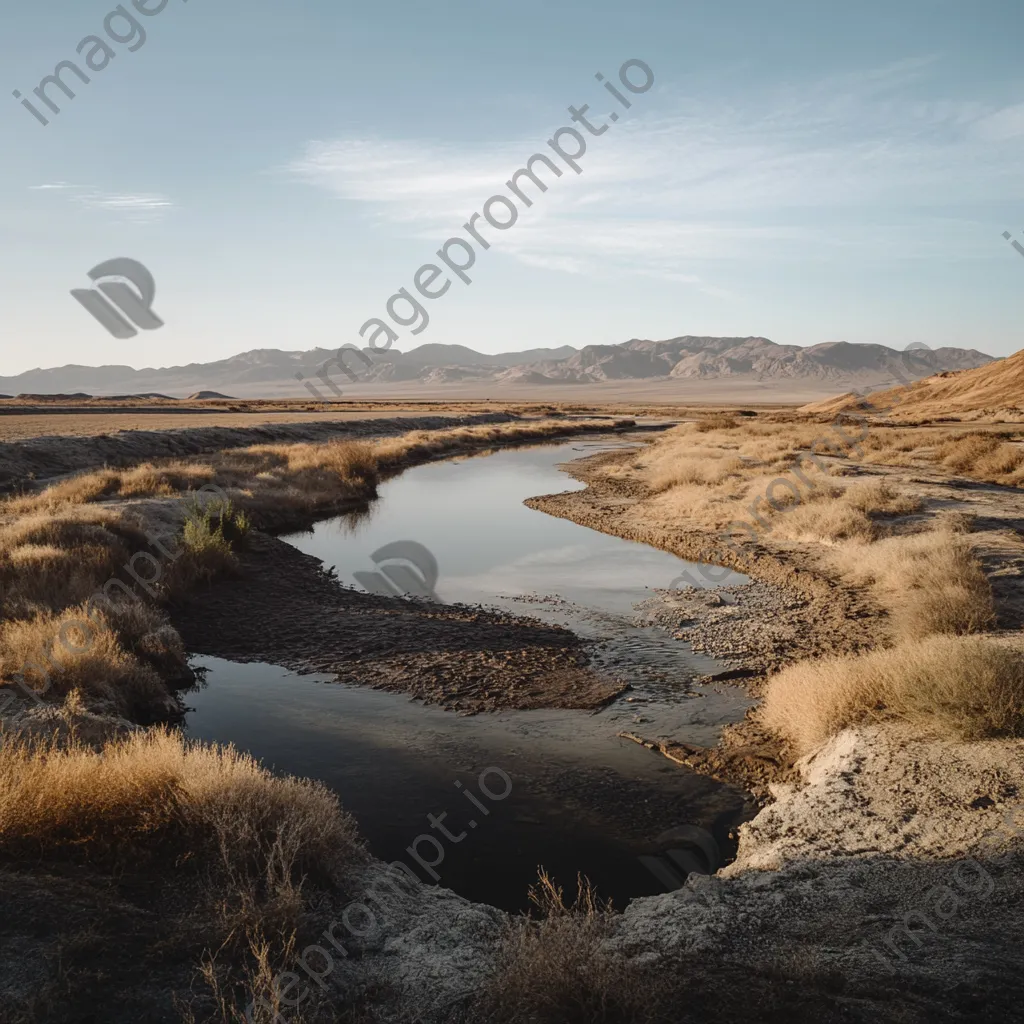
(0, 411, 523, 493)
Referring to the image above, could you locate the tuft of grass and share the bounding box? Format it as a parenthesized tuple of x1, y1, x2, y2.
(472, 871, 675, 1024)
(695, 414, 739, 432)
(0, 729, 364, 884)
(0, 602, 181, 719)
(832, 528, 995, 638)
(760, 636, 1024, 755)
(934, 431, 1024, 484)
(0, 509, 153, 619)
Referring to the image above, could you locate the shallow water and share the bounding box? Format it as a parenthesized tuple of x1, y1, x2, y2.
(186, 438, 755, 911)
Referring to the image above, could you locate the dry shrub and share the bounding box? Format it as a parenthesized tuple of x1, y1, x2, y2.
(0, 510, 151, 618)
(832, 528, 995, 638)
(760, 636, 1024, 755)
(0, 729, 363, 884)
(760, 478, 920, 545)
(0, 604, 176, 719)
(935, 431, 1024, 484)
(649, 453, 746, 491)
(695, 414, 739, 432)
(473, 872, 674, 1024)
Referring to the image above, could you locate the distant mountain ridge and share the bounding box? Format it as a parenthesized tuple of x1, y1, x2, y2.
(0, 337, 994, 397)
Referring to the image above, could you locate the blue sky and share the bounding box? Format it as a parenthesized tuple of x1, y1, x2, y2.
(3, 0, 1024, 375)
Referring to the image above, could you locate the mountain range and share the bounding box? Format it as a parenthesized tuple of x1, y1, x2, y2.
(0, 337, 994, 399)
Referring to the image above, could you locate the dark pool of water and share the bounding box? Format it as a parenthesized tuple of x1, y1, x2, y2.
(185, 438, 755, 912)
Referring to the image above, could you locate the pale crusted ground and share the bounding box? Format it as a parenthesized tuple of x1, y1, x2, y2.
(610, 726, 1024, 1021)
(731, 724, 1024, 872)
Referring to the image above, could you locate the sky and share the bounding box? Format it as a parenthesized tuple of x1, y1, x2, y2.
(2, 0, 1024, 376)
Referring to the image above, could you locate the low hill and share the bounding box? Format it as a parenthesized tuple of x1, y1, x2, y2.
(802, 348, 1024, 420)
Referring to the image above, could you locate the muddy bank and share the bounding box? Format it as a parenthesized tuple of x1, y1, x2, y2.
(173, 531, 624, 713)
(527, 449, 888, 680)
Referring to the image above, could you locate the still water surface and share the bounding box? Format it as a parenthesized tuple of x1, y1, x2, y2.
(186, 439, 754, 911)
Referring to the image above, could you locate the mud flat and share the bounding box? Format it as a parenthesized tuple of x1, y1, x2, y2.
(173, 530, 622, 713)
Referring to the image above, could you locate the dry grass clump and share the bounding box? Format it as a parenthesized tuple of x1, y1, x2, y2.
(695, 413, 739, 432)
(760, 636, 1024, 755)
(0, 509, 152, 618)
(372, 418, 625, 471)
(759, 478, 921, 545)
(832, 528, 995, 638)
(117, 461, 217, 497)
(648, 453, 747, 491)
(0, 729, 363, 884)
(472, 872, 673, 1024)
(0, 602, 184, 719)
(934, 431, 1024, 485)
(840, 478, 922, 516)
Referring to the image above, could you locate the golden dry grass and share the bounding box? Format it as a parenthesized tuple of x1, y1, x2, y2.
(763, 478, 922, 544)
(4, 419, 615, 520)
(0, 602, 187, 718)
(858, 427, 1024, 486)
(472, 872, 675, 1024)
(0, 728, 363, 881)
(933, 431, 1024, 485)
(623, 420, 922, 543)
(694, 413, 739, 432)
(832, 528, 995, 638)
(760, 636, 1024, 755)
(0, 509, 152, 618)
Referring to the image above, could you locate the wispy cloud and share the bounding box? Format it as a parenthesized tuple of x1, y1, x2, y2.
(286, 60, 1024, 295)
(29, 183, 173, 223)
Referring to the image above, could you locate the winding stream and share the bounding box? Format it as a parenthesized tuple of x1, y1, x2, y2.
(185, 438, 755, 911)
